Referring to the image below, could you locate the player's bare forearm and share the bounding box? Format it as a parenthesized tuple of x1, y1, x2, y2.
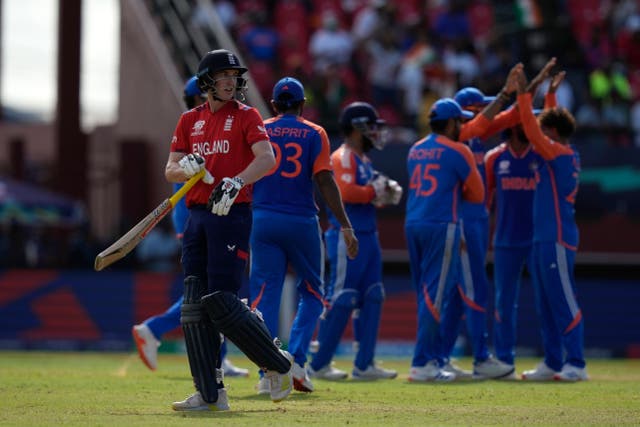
(316, 170, 358, 259)
(316, 171, 352, 230)
(236, 140, 276, 184)
(527, 57, 556, 96)
(479, 63, 523, 122)
(548, 70, 566, 94)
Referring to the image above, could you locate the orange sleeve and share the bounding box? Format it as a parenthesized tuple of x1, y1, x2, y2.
(460, 145, 484, 203)
(480, 107, 520, 139)
(518, 93, 572, 161)
(459, 114, 490, 141)
(312, 127, 332, 174)
(331, 149, 375, 203)
(544, 93, 557, 109)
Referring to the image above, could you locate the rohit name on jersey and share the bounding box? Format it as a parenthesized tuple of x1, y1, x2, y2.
(192, 140, 230, 155)
(408, 147, 445, 160)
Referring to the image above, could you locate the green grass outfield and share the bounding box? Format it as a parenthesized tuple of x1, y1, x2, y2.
(1, 351, 639, 426)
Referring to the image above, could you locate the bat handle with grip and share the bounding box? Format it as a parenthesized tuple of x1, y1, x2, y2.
(169, 169, 205, 207)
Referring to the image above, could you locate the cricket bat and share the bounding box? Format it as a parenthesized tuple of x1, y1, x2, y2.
(94, 169, 205, 271)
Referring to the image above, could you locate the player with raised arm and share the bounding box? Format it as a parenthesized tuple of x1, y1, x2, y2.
(249, 77, 358, 394)
(165, 49, 294, 412)
(484, 67, 563, 375)
(406, 63, 521, 382)
(437, 86, 516, 380)
(514, 62, 588, 381)
(308, 102, 402, 381)
(438, 61, 556, 379)
(132, 76, 248, 378)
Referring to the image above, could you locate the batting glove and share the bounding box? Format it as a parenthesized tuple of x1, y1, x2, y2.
(202, 170, 215, 185)
(208, 176, 244, 216)
(178, 153, 205, 178)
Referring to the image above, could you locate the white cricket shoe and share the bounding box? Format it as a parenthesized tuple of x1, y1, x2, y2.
(554, 364, 589, 382)
(442, 361, 473, 379)
(292, 363, 314, 392)
(132, 324, 160, 371)
(408, 360, 456, 382)
(222, 358, 250, 377)
(307, 363, 348, 380)
(171, 389, 229, 411)
(352, 363, 398, 380)
(256, 375, 270, 395)
(521, 361, 558, 381)
(473, 355, 515, 379)
(264, 350, 294, 402)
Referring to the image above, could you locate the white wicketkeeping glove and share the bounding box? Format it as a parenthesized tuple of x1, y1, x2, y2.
(387, 179, 403, 205)
(207, 176, 245, 216)
(178, 153, 205, 178)
(370, 173, 388, 206)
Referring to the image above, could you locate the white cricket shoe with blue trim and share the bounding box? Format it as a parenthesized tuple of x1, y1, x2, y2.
(521, 361, 558, 381)
(352, 363, 398, 380)
(408, 360, 456, 382)
(473, 355, 515, 379)
(554, 364, 588, 381)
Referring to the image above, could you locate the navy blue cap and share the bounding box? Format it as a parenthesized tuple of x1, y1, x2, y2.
(272, 77, 305, 103)
(430, 98, 474, 121)
(184, 76, 204, 97)
(454, 87, 496, 108)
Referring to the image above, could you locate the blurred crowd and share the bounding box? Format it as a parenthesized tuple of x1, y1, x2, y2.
(193, 0, 640, 146)
(5, 0, 640, 271)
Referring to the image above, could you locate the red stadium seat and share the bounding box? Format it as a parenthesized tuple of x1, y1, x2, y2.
(377, 104, 403, 127)
(566, 0, 602, 44)
(235, 0, 265, 15)
(468, 1, 495, 42)
(395, 0, 420, 23)
(248, 60, 276, 100)
(275, 0, 308, 29)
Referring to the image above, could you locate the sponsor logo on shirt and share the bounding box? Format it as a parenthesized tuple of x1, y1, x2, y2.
(497, 160, 510, 175)
(171, 136, 178, 145)
(529, 160, 539, 172)
(191, 120, 205, 136)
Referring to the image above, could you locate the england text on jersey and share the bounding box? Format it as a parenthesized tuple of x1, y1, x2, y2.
(192, 140, 230, 155)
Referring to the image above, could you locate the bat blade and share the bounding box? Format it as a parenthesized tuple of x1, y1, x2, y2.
(94, 169, 206, 271)
(94, 199, 172, 271)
